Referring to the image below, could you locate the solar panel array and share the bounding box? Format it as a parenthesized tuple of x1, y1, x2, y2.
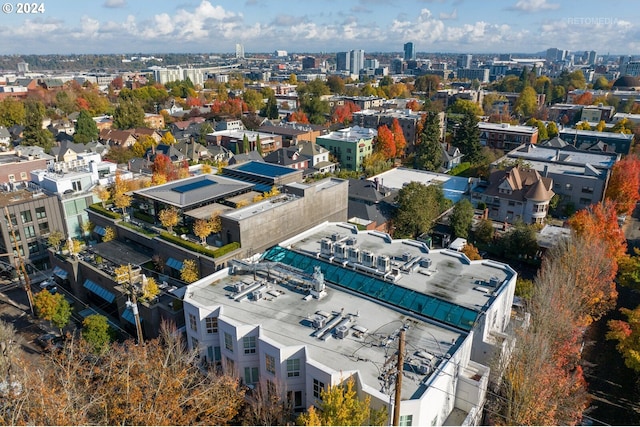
(172, 179, 217, 193)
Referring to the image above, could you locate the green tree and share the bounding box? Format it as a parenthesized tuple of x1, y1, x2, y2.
(0, 97, 26, 127)
(414, 74, 441, 98)
(297, 376, 387, 426)
(242, 89, 264, 113)
(81, 314, 114, 354)
(593, 76, 609, 90)
(73, 110, 99, 144)
(453, 110, 482, 163)
(393, 182, 447, 238)
(607, 305, 640, 372)
(326, 75, 346, 94)
(546, 121, 559, 138)
(23, 100, 53, 152)
(474, 218, 495, 245)
(500, 221, 539, 260)
(526, 118, 548, 140)
(33, 291, 72, 334)
(242, 134, 250, 154)
(198, 122, 213, 145)
(447, 99, 483, 117)
(262, 95, 279, 119)
(47, 230, 64, 252)
(113, 97, 145, 130)
(414, 111, 443, 171)
(449, 199, 474, 239)
(514, 86, 538, 119)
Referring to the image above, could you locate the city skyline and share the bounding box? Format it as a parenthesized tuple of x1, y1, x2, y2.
(0, 0, 638, 56)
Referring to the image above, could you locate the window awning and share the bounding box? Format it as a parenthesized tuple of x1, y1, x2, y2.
(83, 279, 115, 304)
(166, 257, 184, 271)
(53, 266, 68, 280)
(93, 226, 106, 236)
(122, 306, 143, 325)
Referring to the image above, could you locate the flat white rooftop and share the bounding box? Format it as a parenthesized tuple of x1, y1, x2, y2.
(369, 167, 472, 203)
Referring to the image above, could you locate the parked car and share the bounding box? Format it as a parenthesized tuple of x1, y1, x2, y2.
(38, 278, 57, 293)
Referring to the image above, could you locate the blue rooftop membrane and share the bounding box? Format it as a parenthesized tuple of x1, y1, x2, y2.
(235, 161, 298, 178)
(172, 179, 217, 193)
(263, 246, 478, 331)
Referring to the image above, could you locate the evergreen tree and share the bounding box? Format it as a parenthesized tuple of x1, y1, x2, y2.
(414, 111, 443, 171)
(242, 134, 250, 154)
(74, 110, 99, 144)
(449, 199, 475, 239)
(263, 95, 279, 119)
(23, 100, 53, 152)
(453, 110, 482, 163)
(256, 134, 262, 156)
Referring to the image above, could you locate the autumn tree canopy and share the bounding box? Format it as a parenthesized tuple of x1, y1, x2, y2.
(605, 155, 640, 216)
(375, 125, 396, 160)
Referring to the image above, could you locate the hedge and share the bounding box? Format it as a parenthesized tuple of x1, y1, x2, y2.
(119, 221, 157, 237)
(158, 232, 240, 258)
(88, 203, 121, 220)
(133, 211, 155, 224)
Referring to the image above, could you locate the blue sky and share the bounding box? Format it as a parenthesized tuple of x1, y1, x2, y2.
(0, 0, 638, 55)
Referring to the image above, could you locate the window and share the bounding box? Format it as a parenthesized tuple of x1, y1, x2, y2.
(243, 336, 256, 354)
(72, 180, 82, 191)
(189, 313, 198, 332)
(8, 174, 14, 183)
(579, 197, 591, 205)
(7, 213, 16, 226)
(36, 207, 46, 219)
(287, 358, 300, 377)
(399, 415, 413, 426)
(225, 357, 235, 373)
(224, 332, 233, 352)
(20, 172, 27, 180)
(287, 390, 303, 410)
(24, 225, 36, 239)
(20, 210, 32, 224)
(206, 316, 218, 334)
(313, 378, 325, 399)
(38, 222, 49, 234)
(265, 354, 276, 374)
(564, 183, 573, 191)
(581, 186, 594, 194)
(244, 367, 259, 385)
(507, 200, 515, 206)
(27, 241, 39, 254)
(208, 346, 222, 364)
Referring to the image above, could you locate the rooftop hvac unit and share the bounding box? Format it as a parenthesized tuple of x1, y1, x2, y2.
(347, 247, 360, 263)
(402, 252, 411, 262)
(335, 325, 349, 339)
(251, 290, 263, 301)
(233, 282, 246, 292)
(331, 232, 342, 242)
(312, 315, 326, 329)
(377, 255, 390, 272)
(419, 258, 432, 268)
(334, 243, 347, 260)
(320, 239, 334, 255)
(346, 237, 357, 246)
(361, 251, 376, 268)
(489, 276, 499, 287)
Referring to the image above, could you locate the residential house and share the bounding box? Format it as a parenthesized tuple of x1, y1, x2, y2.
(473, 165, 554, 224)
(297, 142, 336, 175)
(558, 128, 634, 155)
(441, 143, 464, 172)
(144, 113, 165, 130)
(258, 122, 326, 147)
(169, 117, 207, 143)
(0, 148, 52, 185)
(489, 143, 618, 211)
(0, 126, 10, 150)
(263, 147, 310, 171)
(315, 126, 376, 172)
(347, 177, 396, 230)
(207, 130, 282, 155)
(99, 129, 138, 147)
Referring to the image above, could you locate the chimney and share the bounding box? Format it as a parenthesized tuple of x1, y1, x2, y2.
(543, 165, 548, 177)
(374, 177, 379, 190)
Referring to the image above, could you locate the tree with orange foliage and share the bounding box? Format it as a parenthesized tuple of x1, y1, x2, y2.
(375, 125, 396, 160)
(607, 305, 640, 372)
(331, 101, 360, 125)
(151, 153, 178, 182)
(390, 118, 407, 157)
(605, 155, 640, 216)
(568, 200, 627, 264)
(573, 91, 593, 105)
(405, 99, 421, 111)
(288, 110, 310, 124)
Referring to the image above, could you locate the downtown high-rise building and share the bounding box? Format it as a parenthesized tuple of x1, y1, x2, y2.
(456, 54, 472, 69)
(404, 42, 415, 61)
(349, 49, 365, 74)
(336, 51, 350, 72)
(235, 43, 245, 59)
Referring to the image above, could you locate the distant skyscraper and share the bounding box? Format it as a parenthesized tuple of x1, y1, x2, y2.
(587, 50, 597, 66)
(498, 53, 512, 61)
(235, 44, 244, 59)
(336, 52, 350, 72)
(456, 54, 472, 69)
(364, 58, 379, 69)
(404, 42, 415, 61)
(349, 49, 365, 74)
(546, 48, 568, 63)
(302, 56, 318, 69)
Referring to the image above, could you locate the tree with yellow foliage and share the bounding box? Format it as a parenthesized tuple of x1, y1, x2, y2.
(102, 226, 116, 242)
(93, 185, 111, 208)
(194, 218, 213, 245)
(180, 259, 199, 284)
(159, 207, 179, 234)
(297, 376, 388, 426)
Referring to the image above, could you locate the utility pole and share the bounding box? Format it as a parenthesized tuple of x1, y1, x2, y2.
(115, 264, 144, 345)
(4, 207, 33, 316)
(392, 329, 405, 426)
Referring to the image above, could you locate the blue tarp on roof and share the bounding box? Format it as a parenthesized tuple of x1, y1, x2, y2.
(83, 279, 115, 304)
(121, 306, 143, 325)
(93, 226, 106, 236)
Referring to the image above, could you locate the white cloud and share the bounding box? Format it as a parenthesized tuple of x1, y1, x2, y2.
(103, 0, 126, 8)
(510, 0, 560, 12)
(439, 8, 458, 20)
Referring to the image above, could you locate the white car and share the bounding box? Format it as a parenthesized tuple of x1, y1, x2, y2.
(38, 277, 56, 290)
